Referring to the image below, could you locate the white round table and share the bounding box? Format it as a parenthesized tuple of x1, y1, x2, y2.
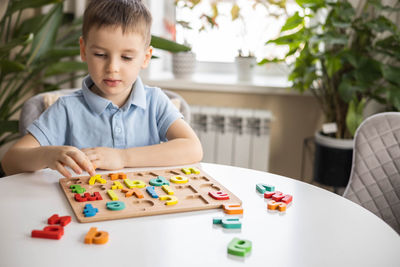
(0, 163, 399, 267)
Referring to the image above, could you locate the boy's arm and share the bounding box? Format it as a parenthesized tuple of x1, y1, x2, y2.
(1, 134, 95, 178)
(82, 118, 203, 169)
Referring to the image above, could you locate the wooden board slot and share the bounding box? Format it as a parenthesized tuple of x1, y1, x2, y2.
(174, 185, 198, 194)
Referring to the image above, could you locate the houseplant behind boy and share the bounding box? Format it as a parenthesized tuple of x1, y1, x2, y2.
(262, 0, 400, 187)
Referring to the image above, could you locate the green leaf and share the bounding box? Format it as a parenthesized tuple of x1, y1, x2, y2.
(320, 32, 348, 46)
(381, 65, 400, 86)
(13, 14, 45, 38)
(6, 0, 62, 16)
(387, 87, 400, 111)
(44, 61, 88, 77)
(332, 1, 355, 21)
(331, 20, 351, 28)
(257, 58, 284, 65)
(27, 4, 63, 65)
(354, 58, 382, 86)
(368, 0, 400, 12)
(267, 29, 305, 45)
(338, 78, 360, 102)
(281, 12, 303, 32)
(0, 33, 33, 56)
(366, 16, 397, 33)
(325, 55, 342, 77)
(346, 98, 366, 137)
(295, 0, 325, 9)
(150, 35, 191, 53)
(341, 49, 360, 67)
(0, 59, 25, 74)
(37, 47, 81, 63)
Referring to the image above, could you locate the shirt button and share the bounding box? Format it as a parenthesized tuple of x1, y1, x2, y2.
(115, 127, 121, 133)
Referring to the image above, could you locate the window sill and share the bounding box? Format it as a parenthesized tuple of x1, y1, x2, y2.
(142, 71, 303, 96)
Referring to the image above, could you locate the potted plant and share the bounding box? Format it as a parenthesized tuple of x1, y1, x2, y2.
(167, 7, 196, 79)
(0, 0, 88, 148)
(262, 0, 400, 187)
(235, 49, 256, 82)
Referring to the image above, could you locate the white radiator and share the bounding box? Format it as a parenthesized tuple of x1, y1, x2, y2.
(190, 106, 272, 171)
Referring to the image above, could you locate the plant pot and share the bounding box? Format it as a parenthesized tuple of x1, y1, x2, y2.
(313, 131, 354, 187)
(172, 51, 196, 79)
(235, 56, 256, 81)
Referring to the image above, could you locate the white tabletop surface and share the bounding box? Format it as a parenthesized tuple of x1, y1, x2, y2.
(0, 163, 399, 267)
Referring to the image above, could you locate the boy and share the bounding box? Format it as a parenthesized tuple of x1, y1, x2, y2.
(1, 0, 203, 178)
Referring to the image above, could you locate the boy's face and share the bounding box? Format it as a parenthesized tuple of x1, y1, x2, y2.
(80, 26, 152, 107)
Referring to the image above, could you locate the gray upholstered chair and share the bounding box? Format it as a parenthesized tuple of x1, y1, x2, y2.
(19, 88, 191, 135)
(343, 112, 400, 234)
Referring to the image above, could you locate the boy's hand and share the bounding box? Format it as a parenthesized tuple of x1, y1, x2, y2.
(82, 147, 125, 171)
(46, 146, 96, 178)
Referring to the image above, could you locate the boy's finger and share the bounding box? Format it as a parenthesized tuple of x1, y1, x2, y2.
(70, 152, 95, 176)
(60, 156, 82, 175)
(81, 148, 94, 155)
(55, 161, 71, 178)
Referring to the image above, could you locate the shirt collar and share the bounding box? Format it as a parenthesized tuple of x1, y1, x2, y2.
(82, 75, 147, 115)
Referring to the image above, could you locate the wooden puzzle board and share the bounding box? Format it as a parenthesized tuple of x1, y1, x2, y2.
(59, 166, 242, 223)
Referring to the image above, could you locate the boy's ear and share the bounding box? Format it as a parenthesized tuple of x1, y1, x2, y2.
(141, 46, 153, 69)
(79, 36, 87, 62)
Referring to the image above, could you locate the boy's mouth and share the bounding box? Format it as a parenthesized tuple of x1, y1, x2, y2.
(103, 79, 121, 87)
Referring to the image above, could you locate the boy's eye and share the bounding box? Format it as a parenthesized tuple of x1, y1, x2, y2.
(122, 56, 133, 61)
(94, 53, 106, 57)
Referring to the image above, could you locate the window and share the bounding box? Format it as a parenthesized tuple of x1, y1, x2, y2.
(175, 0, 300, 63)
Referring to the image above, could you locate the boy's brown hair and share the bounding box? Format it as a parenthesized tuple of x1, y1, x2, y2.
(82, 0, 152, 46)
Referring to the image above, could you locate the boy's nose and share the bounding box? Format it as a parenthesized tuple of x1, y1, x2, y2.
(106, 58, 120, 73)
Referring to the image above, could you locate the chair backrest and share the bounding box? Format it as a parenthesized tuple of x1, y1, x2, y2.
(19, 88, 191, 136)
(343, 112, 400, 234)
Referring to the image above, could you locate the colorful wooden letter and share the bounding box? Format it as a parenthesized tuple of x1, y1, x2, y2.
(75, 192, 102, 202)
(146, 186, 158, 198)
(109, 172, 127, 180)
(84, 227, 109, 244)
(223, 204, 243, 215)
(149, 176, 169, 186)
(106, 201, 126, 211)
(74, 193, 88, 202)
(181, 168, 191, 175)
(47, 214, 71, 226)
(124, 179, 145, 189)
(162, 184, 174, 195)
(227, 238, 252, 257)
(256, 184, 275, 194)
(271, 191, 285, 202)
(121, 188, 144, 198)
(170, 176, 188, 184)
(181, 167, 200, 175)
(209, 191, 230, 200)
(70, 184, 85, 194)
(132, 180, 146, 188)
(111, 181, 123, 190)
(31, 225, 64, 240)
(83, 204, 98, 217)
(159, 195, 178, 205)
(213, 217, 242, 229)
(264, 191, 280, 199)
(267, 200, 287, 212)
(107, 190, 118, 201)
(89, 174, 106, 185)
(281, 194, 293, 205)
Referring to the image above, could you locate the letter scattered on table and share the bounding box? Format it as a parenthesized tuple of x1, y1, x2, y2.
(84, 227, 109, 244)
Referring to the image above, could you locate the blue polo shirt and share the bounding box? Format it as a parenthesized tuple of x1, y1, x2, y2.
(27, 75, 183, 149)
